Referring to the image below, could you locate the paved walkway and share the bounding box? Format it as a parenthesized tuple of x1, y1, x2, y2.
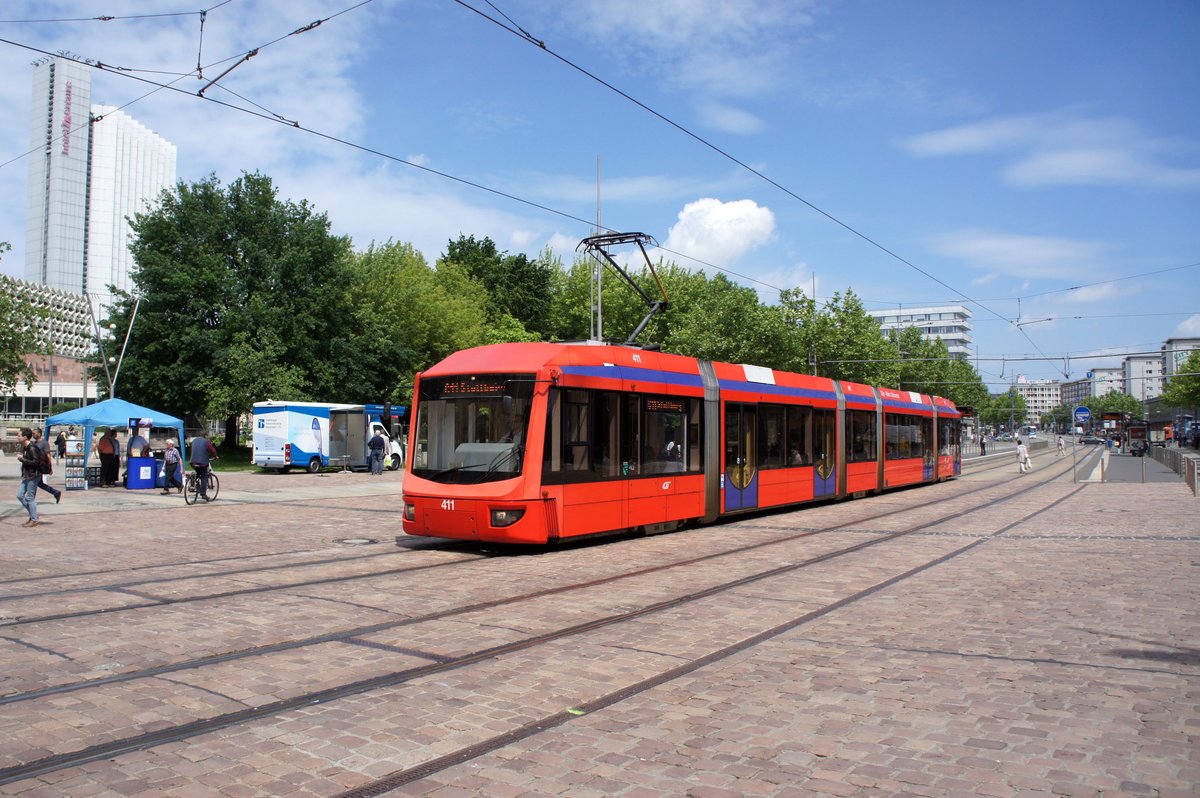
(0, 454, 400, 521)
(0, 448, 1196, 797)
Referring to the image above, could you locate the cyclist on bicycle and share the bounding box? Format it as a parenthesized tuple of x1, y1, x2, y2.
(189, 430, 219, 501)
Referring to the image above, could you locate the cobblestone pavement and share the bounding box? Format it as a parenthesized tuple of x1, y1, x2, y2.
(0, 448, 1195, 797)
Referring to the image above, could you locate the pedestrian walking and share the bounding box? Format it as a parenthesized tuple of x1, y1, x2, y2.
(54, 429, 67, 461)
(1017, 438, 1032, 474)
(979, 436, 986, 457)
(160, 440, 184, 494)
(1056, 435, 1065, 456)
(30, 429, 62, 504)
(15, 428, 41, 527)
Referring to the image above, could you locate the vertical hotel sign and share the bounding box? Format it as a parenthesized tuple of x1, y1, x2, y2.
(61, 81, 73, 155)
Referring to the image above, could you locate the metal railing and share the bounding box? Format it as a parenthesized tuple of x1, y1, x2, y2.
(1149, 446, 1200, 496)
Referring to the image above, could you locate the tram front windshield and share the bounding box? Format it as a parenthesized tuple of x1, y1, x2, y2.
(412, 374, 535, 484)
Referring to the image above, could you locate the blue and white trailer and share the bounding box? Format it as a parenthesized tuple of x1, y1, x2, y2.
(252, 401, 406, 473)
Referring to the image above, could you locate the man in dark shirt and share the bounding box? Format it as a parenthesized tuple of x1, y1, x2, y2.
(189, 431, 219, 501)
(16, 428, 42, 527)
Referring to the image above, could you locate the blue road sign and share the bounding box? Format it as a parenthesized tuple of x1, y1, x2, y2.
(1073, 406, 1091, 425)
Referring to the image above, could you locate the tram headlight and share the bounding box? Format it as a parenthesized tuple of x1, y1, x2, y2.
(403, 502, 415, 522)
(490, 507, 525, 527)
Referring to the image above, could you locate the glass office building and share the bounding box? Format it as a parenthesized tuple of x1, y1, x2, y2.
(25, 57, 176, 316)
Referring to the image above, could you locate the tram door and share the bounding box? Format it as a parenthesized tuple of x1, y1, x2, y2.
(724, 403, 758, 511)
(813, 409, 836, 498)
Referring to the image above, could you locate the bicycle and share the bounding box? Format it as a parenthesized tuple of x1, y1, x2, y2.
(183, 469, 220, 505)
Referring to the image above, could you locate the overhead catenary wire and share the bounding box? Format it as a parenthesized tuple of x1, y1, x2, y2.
(0, 10, 1184, 380)
(873, 260, 1200, 310)
(0, 38, 1171, 381)
(449, 0, 1061, 367)
(0, 34, 605, 231)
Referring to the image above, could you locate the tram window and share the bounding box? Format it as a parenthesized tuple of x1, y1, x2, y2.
(591, 392, 620, 477)
(621, 394, 640, 475)
(786, 406, 811, 465)
(886, 413, 931, 459)
(938, 418, 960, 456)
(564, 390, 591, 471)
(643, 395, 688, 474)
(886, 413, 910, 458)
(758, 405, 785, 468)
(847, 409, 877, 463)
(813, 409, 835, 469)
(543, 390, 697, 481)
(687, 400, 701, 470)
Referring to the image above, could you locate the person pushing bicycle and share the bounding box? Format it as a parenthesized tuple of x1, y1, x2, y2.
(189, 430, 219, 502)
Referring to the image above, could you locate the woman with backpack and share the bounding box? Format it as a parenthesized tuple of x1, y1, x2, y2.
(30, 429, 62, 504)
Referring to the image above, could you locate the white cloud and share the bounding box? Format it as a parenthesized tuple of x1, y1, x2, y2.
(560, 0, 816, 104)
(1174, 314, 1200, 337)
(755, 261, 816, 304)
(928, 229, 1108, 280)
(1058, 283, 1123, 303)
(696, 102, 767, 135)
(902, 116, 1041, 156)
(901, 110, 1200, 190)
(660, 198, 775, 268)
(1007, 148, 1200, 189)
(0, 0, 386, 276)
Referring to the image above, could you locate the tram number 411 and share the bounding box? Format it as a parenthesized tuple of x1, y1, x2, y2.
(441, 499, 456, 511)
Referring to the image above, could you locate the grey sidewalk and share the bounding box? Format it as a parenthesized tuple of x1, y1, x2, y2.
(0, 452, 401, 520)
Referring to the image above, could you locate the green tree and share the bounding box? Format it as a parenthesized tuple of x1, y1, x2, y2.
(443, 235, 554, 337)
(1090, 391, 1142, 417)
(1045, 403, 1073, 433)
(0, 245, 43, 395)
(778, 288, 894, 385)
(347, 240, 490, 399)
(110, 172, 354, 447)
(978, 390, 1028, 431)
(1161, 350, 1200, 409)
(545, 253, 711, 347)
(943, 357, 989, 411)
(666, 274, 794, 366)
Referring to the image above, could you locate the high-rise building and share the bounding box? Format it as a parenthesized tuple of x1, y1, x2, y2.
(1124, 354, 1163, 401)
(866, 304, 973, 359)
(25, 57, 176, 315)
(1162, 338, 1200, 380)
(1011, 378, 1061, 425)
(1061, 366, 1124, 407)
(1091, 367, 1124, 397)
(1, 276, 101, 417)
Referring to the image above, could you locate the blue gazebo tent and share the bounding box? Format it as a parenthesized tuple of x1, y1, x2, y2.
(43, 397, 186, 467)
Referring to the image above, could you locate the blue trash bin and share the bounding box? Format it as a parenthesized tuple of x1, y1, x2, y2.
(127, 456, 157, 490)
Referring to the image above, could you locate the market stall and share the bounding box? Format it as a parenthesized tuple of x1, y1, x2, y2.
(44, 398, 186, 490)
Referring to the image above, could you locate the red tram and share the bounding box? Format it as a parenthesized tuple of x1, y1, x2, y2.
(402, 342, 962, 544)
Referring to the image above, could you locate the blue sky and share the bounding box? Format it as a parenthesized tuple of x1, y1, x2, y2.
(2, 0, 1197, 388)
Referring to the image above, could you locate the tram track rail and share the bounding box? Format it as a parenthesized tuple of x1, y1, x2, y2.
(0, 452, 1080, 632)
(335, 485, 1085, 798)
(0, 506, 464, 589)
(1, 460, 1079, 708)
(0, 546, 478, 603)
(0, 460, 1086, 788)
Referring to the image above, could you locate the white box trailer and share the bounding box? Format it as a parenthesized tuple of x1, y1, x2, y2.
(252, 401, 406, 473)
